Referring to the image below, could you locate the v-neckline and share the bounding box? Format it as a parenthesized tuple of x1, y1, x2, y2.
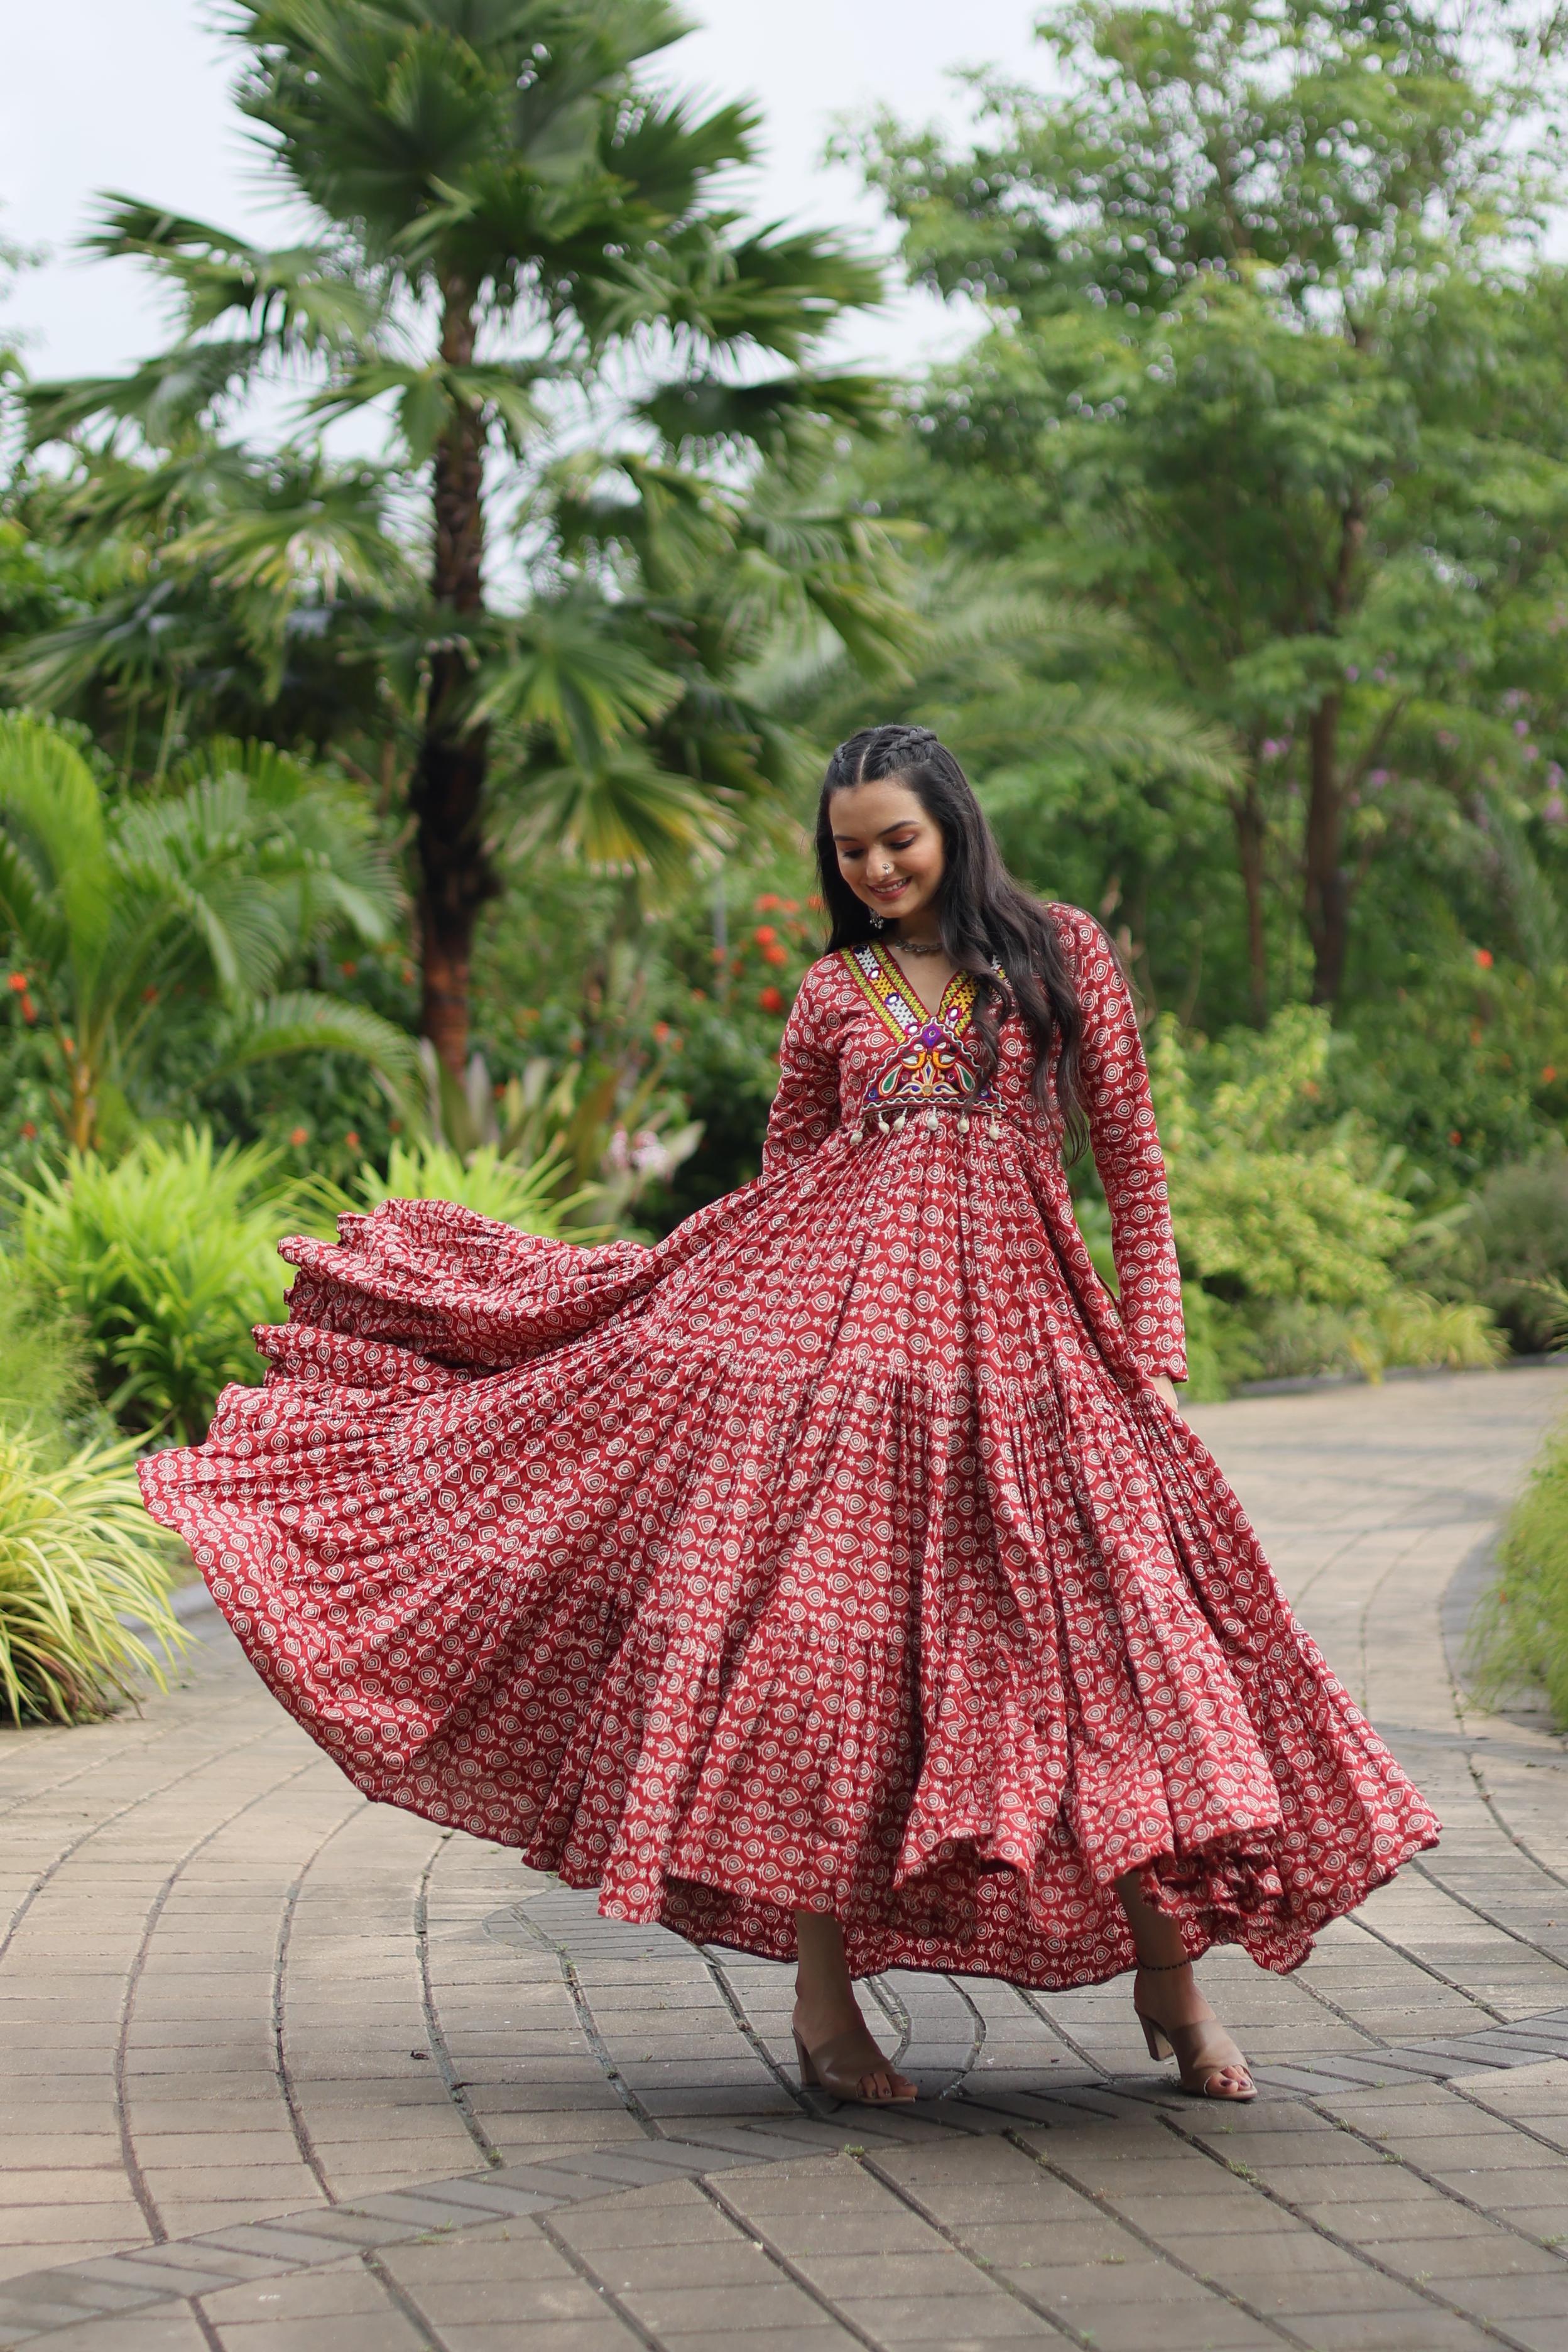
(873, 939, 961, 1027)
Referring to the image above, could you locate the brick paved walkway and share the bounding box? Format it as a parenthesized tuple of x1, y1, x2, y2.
(3, 1366, 1568, 2352)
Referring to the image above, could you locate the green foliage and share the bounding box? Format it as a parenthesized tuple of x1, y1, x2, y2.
(1476, 1415, 1568, 1730)
(1152, 1008, 1413, 1307)
(0, 712, 414, 1149)
(8, 1130, 293, 1442)
(847, 0, 1568, 1026)
(1469, 1141, 1568, 1352)
(1247, 1292, 1505, 1384)
(1149, 1004, 1507, 1389)
(0, 1288, 94, 1454)
(325, 1138, 592, 1237)
(0, 1424, 187, 1723)
(8, 0, 903, 1065)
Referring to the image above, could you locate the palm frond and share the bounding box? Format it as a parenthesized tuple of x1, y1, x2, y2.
(203, 989, 419, 1080)
(506, 750, 732, 892)
(0, 714, 116, 993)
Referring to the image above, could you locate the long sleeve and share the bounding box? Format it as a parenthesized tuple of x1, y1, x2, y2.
(1059, 908, 1187, 1381)
(760, 964, 844, 1177)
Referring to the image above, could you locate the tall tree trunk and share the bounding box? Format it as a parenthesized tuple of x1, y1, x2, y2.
(413, 283, 496, 1074)
(1230, 773, 1268, 1025)
(1303, 499, 1366, 1010)
(1304, 693, 1349, 1006)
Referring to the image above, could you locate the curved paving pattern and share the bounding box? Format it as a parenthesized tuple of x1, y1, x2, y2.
(1, 1366, 1567, 2351)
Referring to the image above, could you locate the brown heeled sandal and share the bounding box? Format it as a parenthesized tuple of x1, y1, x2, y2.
(792, 2020, 918, 2104)
(1134, 1960, 1256, 2103)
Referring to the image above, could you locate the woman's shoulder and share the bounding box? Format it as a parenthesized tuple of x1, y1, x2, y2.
(1037, 901, 1113, 967)
(795, 945, 859, 999)
(779, 948, 856, 1040)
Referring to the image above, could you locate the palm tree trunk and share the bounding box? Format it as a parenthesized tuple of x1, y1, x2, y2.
(413, 283, 497, 1074)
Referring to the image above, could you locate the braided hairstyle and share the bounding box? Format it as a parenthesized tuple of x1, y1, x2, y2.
(815, 724, 1086, 1146)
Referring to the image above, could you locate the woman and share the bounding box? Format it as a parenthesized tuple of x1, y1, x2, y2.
(141, 723, 1440, 2108)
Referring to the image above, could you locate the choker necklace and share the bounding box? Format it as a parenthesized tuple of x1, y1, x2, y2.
(890, 937, 945, 957)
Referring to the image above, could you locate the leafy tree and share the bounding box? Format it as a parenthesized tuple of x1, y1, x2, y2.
(851, 0, 1568, 1015)
(22, 0, 886, 1068)
(0, 714, 413, 1148)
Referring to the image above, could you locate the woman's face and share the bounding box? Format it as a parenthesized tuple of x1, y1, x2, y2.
(829, 779, 945, 927)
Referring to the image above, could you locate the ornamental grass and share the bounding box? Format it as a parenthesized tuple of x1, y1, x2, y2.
(0, 1425, 189, 1724)
(1475, 1413, 1568, 1733)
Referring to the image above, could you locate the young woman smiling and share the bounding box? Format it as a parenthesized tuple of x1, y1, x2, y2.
(143, 722, 1440, 2108)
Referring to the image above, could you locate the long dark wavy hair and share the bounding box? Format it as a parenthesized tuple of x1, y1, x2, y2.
(815, 723, 1086, 1147)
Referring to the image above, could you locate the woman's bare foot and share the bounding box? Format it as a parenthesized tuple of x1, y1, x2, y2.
(793, 1910, 916, 2103)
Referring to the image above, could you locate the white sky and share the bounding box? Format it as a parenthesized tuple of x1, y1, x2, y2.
(2, 0, 1051, 392)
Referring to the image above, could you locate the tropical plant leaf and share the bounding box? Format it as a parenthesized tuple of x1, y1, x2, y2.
(205, 989, 419, 1080)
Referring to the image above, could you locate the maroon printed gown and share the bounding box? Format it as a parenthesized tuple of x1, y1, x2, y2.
(140, 908, 1439, 1986)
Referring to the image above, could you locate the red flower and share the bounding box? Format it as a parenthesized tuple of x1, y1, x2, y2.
(339, 960, 357, 978)
(20, 994, 35, 1025)
(761, 942, 788, 967)
(344, 1131, 361, 1151)
(652, 1021, 672, 1045)
(1543, 1067, 1559, 1083)
(290, 1126, 310, 1147)
(20, 1121, 36, 1140)
(758, 985, 785, 1015)
(6, 972, 26, 992)
(1449, 1130, 1463, 1145)
(754, 893, 783, 913)
(1474, 947, 1494, 969)
(753, 925, 778, 946)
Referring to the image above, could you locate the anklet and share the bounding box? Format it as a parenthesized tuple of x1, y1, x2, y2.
(1135, 1955, 1192, 1969)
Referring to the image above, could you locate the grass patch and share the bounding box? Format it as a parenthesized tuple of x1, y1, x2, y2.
(1474, 1413, 1568, 1731)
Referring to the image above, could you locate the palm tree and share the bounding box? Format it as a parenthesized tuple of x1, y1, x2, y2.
(0, 714, 414, 1149)
(23, 0, 885, 1070)
(4, 443, 413, 771)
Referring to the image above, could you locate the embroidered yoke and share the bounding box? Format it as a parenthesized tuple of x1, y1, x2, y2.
(841, 944, 993, 1133)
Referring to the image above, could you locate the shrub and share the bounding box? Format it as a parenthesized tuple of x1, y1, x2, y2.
(0, 1288, 93, 1454)
(1474, 1415, 1568, 1731)
(1469, 1141, 1568, 1353)
(1248, 1291, 1505, 1383)
(1147, 1006, 1505, 1390)
(9, 1130, 293, 1442)
(0, 1425, 187, 1723)
(337, 1138, 594, 1234)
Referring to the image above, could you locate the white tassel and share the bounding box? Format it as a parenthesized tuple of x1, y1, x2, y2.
(924, 1106, 938, 1131)
(895, 1111, 907, 1132)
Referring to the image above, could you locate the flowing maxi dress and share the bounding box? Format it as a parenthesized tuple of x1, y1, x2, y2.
(139, 907, 1440, 1988)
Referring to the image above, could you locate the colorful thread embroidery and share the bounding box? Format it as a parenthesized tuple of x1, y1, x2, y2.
(840, 943, 991, 1121)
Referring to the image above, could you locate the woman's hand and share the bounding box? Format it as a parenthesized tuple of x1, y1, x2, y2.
(1150, 1375, 1184, 1415)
